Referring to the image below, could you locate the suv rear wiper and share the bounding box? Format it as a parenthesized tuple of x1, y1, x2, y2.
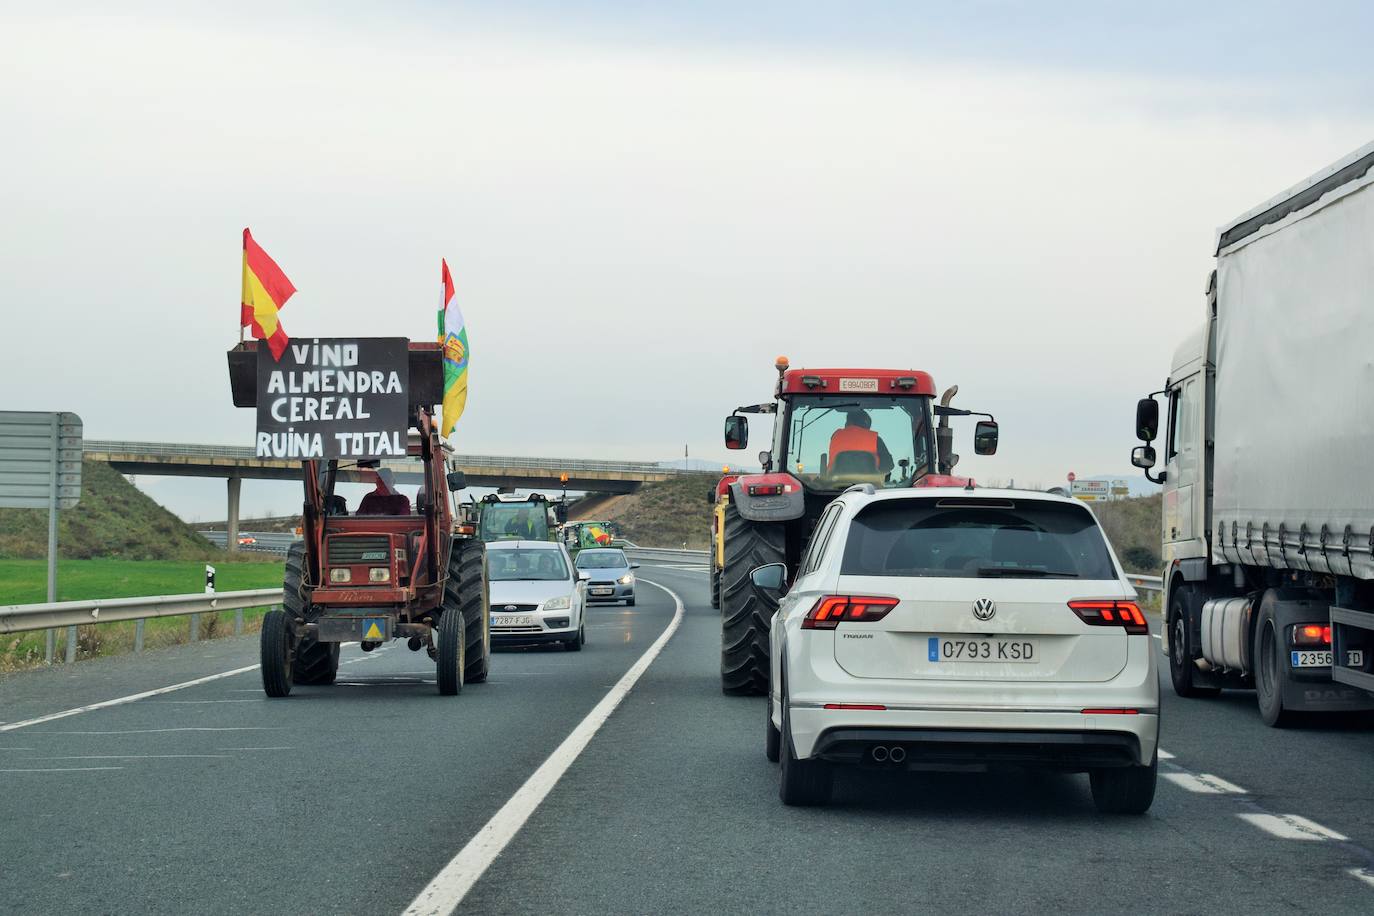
(976, 566, 1078, 578)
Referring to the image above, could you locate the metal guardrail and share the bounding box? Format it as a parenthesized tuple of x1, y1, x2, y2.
(623, 547, 709, 565)
(1126, 573, 1163, 594)
(200, 530, 296, 556)
(84, 440, 698, 477)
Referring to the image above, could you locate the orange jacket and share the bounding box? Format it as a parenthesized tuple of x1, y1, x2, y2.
(829, 426, 879, 459)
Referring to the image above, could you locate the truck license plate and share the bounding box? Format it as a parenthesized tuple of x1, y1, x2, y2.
(492, 615, 535, 627)
(929, 637, 1036, 663)
(1292, 649, 1365, 668)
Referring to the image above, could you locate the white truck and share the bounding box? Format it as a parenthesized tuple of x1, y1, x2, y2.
(1131, 140, 1374, 726)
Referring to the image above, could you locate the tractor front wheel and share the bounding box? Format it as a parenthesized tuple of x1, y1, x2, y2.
(260, 609, 294, 698)
(436, 606, 466, 696)
(720, 504, 785, 696)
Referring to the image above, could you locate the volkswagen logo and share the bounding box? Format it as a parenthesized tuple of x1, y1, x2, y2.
(972, 598, 996, 621)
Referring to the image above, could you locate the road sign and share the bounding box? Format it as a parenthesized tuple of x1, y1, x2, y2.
(1070, 479, 1110, 501)
(0, 411, 83, 509)
(1067, 471, 1077, 484)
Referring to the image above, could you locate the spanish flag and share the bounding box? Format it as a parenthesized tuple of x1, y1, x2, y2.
(437, 258, 469, 438)
(240, 228, 296, 360)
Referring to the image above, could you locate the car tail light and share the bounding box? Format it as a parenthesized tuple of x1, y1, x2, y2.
(802, 595, 899, 630)
(1068, 600, 1148, 635)
(1292, 624, 1331, 646)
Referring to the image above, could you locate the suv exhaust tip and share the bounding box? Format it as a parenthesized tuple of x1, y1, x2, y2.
(871, 745, 889, 763)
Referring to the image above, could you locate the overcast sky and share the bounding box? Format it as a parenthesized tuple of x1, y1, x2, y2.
(2, 1, 1372, 520)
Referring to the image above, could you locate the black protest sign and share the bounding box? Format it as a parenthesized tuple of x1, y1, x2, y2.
(255, 338, 409, 459)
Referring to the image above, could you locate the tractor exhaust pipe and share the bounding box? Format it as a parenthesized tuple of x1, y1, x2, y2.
(871, 745, 889, 763)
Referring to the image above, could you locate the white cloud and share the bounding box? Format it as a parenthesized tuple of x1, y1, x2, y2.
(1, 9, 1370, 518)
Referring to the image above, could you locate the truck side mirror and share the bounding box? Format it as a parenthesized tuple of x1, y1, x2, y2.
(1136, 398, 1159, 442)
(446, 471, 467, 491)
(973, 420, 999, 456)
(749, 563, 788, 597)
(724, 415, 748, 450)
(1131, 445, 1157, 470)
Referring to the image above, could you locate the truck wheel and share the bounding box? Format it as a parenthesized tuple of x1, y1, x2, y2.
(260, 609, 293, 698)
(1254, 591, 1295, 728)
(1089, 752, 1157, 814)
(1168, 586, 1220, 699)
(779, 678, 831, 805)
(436, 606, 466, 696)
(720, 504, 785, 696)
(446, 539, 490, 684)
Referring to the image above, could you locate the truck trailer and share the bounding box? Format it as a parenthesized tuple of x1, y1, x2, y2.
(1132, 141, 1374, 725)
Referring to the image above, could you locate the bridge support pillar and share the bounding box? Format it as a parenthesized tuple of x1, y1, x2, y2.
(226, 475, 242, 554)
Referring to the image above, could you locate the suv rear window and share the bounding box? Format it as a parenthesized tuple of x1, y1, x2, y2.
(841, 499, 1117, 579)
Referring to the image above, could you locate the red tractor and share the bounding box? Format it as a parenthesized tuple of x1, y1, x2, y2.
(713, 358, 999, 694)
(228, 340, 489, 697)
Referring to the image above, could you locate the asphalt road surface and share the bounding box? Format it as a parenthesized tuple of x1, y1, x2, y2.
(3, 562, 1374, 914)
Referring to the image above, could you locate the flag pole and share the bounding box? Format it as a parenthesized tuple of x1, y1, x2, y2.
(238, 229, 246, 345)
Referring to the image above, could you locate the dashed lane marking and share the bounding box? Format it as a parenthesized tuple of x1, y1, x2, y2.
(403, 578, 685, 916)
(0, 766, 124, 773)
(1163, 772, 1247, 794)
(1238, 813, 1349, 842)
(1157, 749, 1175, 759)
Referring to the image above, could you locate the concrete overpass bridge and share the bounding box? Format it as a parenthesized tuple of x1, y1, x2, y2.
(83, 440, 690, 550)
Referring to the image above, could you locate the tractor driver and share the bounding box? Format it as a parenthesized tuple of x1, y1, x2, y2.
(827, 410, 894, 477)
(504, 508, 541, 539)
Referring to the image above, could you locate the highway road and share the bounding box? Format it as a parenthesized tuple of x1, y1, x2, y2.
(3, 560, 1374, 914)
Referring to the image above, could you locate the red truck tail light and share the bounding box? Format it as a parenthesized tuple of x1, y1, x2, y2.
(1292, 624, 1331, 646)
(1069, 600, 1149, 636)
(802, 595, 899, 630)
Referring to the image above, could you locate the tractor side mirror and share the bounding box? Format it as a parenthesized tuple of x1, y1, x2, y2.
(749, 563, 788, 597)
(724, 415, 748, 450)
(1135, 397, 1159, 442)
(446, 471, 467, 491)
(554, 503, 568, 523)
(973, 420, 999, 456)
(1131, 445, 1157, 470)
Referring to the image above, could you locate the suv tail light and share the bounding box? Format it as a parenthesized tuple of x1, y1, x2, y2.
(1069, 600, 1149, 636)
(802, 595, 899, 630)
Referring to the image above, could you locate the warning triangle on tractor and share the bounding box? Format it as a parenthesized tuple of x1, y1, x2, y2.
(364, 621, 384, 640)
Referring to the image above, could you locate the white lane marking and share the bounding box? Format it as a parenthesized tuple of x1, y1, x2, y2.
(1163, 772, 1247, 794)
(1348, 868, 1374, 889)
(33, 754, 230, 760)
(0, 766, 124, 773)
(0, 664, 260, 733)
(1238, 813, 1348, 841)
(38, 726, 283, 735)
(404, 578, 685, 916)
(1151, 633, 1161, 640)
(150, 699, 261, 704)
(1158, 749, 1175, 760)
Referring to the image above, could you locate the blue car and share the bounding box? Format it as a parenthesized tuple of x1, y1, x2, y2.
(574, 548, 638, 606)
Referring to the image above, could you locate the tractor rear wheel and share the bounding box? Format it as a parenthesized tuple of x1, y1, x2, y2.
(282, 542, 339, 686)
(710, 562, 721, 610)
(720, 503, 785, 696)
(445, 538, 490, 685)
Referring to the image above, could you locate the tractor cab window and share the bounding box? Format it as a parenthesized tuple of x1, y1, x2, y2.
(783, 395, 934, 491)
(479, 502, 552, 542)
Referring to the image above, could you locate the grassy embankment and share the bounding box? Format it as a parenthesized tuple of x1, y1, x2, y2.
(572, 474, 716, 550)
(0, 461, 282, 671)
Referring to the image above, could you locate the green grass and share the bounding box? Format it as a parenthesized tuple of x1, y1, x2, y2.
(1, 558, 284, 672)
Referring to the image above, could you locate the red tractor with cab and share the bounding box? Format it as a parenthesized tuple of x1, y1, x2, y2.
(712, 357, 999, 694)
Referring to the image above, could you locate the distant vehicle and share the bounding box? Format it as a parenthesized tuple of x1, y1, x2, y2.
(562, 520, 616, 555)
(237, 535, 257, 546)
(753, 486, 1158, 812)
(1131, 140, 1374, 725)
(476, 493, 558, 543)
(487, 540, 586, 651)
(574, 548, 638, 606)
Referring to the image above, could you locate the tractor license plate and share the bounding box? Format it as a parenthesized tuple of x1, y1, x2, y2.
(492, 615, 535, 627)
(316, 616, 389, 642)
(591, 587, 614, 596)
(928, 636, 1037, 663)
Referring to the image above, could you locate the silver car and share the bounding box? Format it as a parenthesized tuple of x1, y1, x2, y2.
(487, 540, 587, 650)
(574, 548, 638, 606)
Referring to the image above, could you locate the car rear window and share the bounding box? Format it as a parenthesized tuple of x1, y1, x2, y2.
(841, 499, 1117, 579)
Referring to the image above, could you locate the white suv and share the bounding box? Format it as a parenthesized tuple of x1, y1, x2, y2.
(756, 486, 1159, 812)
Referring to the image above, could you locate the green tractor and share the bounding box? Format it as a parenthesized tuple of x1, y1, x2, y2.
(474, 493, 560, 543)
